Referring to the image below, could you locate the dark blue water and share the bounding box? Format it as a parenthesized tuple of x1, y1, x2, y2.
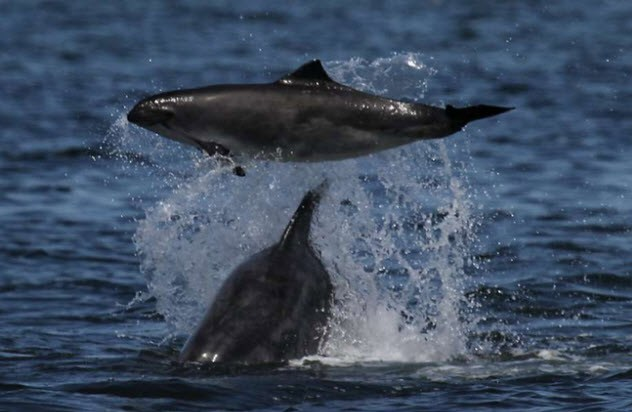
(2, 1, 632, 410)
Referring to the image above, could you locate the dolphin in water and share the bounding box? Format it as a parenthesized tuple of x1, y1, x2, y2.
(127, 59, 512, 171)
(179, 183, 332, 364)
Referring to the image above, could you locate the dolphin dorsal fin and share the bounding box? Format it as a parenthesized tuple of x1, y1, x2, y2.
(278, 181, 328, 250)
(276, 60, 338, 86)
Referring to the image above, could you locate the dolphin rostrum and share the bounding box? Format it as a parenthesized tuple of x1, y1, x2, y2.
(179, 182, 332, 364)
(127, 60, 512, 168)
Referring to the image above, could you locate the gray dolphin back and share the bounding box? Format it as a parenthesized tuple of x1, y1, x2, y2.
(179, 182, 332, 364)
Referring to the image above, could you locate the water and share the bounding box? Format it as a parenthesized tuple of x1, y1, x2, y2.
(2, 1, 631, 410)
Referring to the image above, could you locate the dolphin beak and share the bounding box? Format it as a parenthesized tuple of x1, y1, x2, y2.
(127, 100, 174, 127)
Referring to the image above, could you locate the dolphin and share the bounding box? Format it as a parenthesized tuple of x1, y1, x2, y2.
(127, 59, 512, 169)
(179, 183, 332, 364)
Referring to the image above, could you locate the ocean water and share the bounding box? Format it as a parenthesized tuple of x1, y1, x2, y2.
(2, 1, 631, 411)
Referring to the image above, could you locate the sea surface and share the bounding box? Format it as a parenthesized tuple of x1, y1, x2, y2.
(2, 1, 632, 411)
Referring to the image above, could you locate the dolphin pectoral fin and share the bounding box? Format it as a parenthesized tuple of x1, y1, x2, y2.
(195, 141, 246, 177)
(196, 141, 231, 157)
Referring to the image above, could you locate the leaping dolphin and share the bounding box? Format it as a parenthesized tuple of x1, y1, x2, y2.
(127, 60, 512, 168)
(179, 182, 332, 364)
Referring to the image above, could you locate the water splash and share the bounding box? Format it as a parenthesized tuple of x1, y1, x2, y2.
(328, 52, 437, 100)
(115, 53, 478, 363)
(316, 136, 477, 363)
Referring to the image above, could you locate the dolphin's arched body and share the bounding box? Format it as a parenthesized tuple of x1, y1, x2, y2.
(127, 60, 512, 165)
(179, 184, 332, 364)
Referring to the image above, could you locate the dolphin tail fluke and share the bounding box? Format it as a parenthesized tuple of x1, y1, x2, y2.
(278, 180, 328, 249)
(446, 104, 513, 128)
